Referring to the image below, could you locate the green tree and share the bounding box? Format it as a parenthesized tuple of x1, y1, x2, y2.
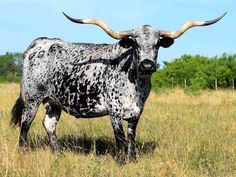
(0, 52, 23, 82)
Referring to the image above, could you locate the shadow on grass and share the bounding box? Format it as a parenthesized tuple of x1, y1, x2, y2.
(28, 134, 157, 157)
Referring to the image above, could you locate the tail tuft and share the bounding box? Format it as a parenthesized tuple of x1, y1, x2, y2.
(10, 96, 24, 127)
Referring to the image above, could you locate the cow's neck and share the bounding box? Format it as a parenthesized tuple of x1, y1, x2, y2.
(121, 46, 152, 101)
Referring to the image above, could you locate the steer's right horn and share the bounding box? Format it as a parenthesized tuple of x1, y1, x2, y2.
(63, 12, 133, 39)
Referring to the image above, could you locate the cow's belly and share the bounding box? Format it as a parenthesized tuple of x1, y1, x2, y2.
(50, 85, 108, 118)
(51, 92, 109, 118)
(63, 103, 109, 118)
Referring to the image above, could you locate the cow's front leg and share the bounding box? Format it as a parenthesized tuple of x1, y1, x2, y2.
(127, 118, 139, 162)
(110, 117, 126, 163)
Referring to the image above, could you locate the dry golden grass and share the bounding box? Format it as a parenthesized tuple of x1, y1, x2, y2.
(0, 83, 235, 177)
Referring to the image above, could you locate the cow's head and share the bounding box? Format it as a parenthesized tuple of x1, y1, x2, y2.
(63, 12, 226, 75)
(118, 25, 174, 75)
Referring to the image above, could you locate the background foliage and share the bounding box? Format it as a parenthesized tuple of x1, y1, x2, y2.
(0, 52, 23, 83)
(152, 53, 236, 92)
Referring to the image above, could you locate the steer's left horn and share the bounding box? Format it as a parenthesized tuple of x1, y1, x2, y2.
(63, 12, 133, 39)
(159, 12, 227, 39)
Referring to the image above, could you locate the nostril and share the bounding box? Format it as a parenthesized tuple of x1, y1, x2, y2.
(143, 63, 154, 69)
(140, 60, 155, 70)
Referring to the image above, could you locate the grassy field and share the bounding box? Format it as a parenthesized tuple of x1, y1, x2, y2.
(0, 83, 235, 177)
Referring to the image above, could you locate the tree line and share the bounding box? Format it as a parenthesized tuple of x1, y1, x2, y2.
(1, 52, 236, 92)
(152, 53, 236, 92)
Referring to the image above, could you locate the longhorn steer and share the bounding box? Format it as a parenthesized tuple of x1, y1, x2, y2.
(11, 12, 226, 161)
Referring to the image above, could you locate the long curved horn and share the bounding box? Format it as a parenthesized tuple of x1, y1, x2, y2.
(160, 12, 226, 39)
(62, 12, 133, 39)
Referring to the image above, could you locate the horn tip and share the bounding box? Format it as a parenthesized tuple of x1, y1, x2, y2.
(62, 11, 69, 18)
(216, 11, 227, 22)
(62, 12, 85, 24)
(221, 12, 227, 18)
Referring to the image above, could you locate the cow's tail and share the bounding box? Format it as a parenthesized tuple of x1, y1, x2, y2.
(10, 95, 24, 127)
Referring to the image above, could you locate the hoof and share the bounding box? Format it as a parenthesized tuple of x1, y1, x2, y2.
(18, 146, 28, 154)
(128, 151, 137, 163)
(128, 156, 138, 163)
(52, 144, 63, 154)
(116, 152, 126, 166)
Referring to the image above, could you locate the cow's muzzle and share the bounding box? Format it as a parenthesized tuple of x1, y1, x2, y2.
(139, 59, 156, 74)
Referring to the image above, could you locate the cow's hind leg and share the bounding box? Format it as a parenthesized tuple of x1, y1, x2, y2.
(19, 101, 40, 150)
(43, 101, 62, 152)
(110, 117, 126, 164)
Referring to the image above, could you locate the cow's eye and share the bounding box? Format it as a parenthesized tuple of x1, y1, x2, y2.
(119, 37, 139, 49)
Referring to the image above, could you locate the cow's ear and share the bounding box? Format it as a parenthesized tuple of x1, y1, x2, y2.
(159, 37, 174, 48)
(119, 37, 138, 48)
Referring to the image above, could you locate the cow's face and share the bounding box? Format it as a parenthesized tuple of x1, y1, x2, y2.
(119, 25, 174, 75)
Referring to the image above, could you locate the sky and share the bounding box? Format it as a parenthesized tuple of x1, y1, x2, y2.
(0, 0, 235, 64)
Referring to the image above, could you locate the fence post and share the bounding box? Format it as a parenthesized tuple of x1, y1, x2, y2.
(184, 79, 187, 89)
(232, 79, 235, 91)
(171, 77, 174, 89)
(215, 78, 218, 90)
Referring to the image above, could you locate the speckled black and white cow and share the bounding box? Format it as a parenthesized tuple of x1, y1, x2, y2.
(11, 12, 225, 161)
